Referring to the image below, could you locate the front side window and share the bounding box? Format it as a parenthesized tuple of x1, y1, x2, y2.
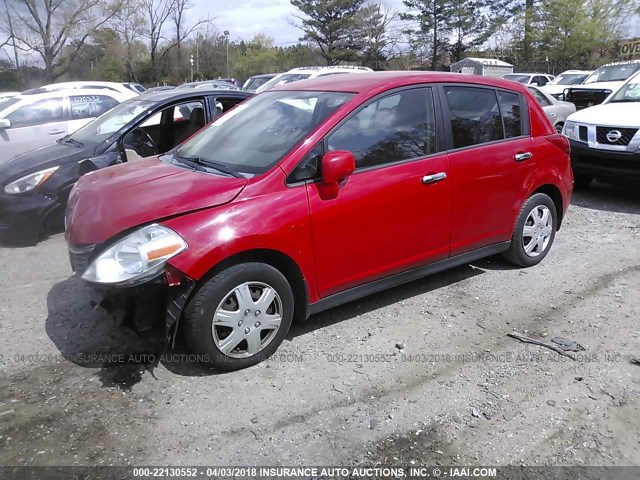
(70, 95, 119, 119)
(445, 86, 503, 148)
(6, 97, 64, 128)
(327, 88, 437, 169)
(176, 90, 354, 175)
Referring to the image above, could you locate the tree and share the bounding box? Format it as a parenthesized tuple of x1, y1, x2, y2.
(112, 0, 146, 81)
(291, 0, 378, 65)
(3, 0, 122, 81)
(401, 0, 453, 69)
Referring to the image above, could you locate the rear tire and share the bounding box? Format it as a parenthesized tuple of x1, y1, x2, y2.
(503, 193, 557, 267)
(182, 262, 294, 372)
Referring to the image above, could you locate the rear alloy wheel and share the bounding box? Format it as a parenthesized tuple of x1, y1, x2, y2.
(503, 193, 557, 267)
(183, 263, 294, 371)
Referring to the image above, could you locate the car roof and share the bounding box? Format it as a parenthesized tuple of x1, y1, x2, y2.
(286, 66, 373, 74)
(11, 88, 131, 101)
(506, 72, 550, 76)
(249, 73, 278, 79)
(270, 71, 531, 95)
(138, 88, 252, 102)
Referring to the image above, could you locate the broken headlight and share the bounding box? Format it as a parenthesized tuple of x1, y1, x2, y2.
(82, 224, 187, 286)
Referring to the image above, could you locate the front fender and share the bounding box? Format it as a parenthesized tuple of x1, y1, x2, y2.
(162, 183, 319, 303)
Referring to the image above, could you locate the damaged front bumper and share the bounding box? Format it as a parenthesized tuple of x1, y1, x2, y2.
(69, 243, 195, 344)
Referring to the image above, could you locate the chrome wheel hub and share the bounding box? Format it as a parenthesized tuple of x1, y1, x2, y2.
(522, 205, 553, 257)
(212, 282, 283, 358)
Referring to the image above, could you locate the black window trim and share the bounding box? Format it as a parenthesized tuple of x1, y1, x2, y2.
(437, 83, 530, 153)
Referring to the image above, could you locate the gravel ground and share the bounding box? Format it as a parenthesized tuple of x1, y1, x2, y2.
(0, 181, 639, 468)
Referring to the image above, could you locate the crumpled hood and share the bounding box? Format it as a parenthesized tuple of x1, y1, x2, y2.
(65, 157, 247, 245)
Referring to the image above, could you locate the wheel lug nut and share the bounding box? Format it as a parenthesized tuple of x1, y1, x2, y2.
(244, 309, 250, 315)
(255, 310, 261, 316)
(255, 322, 261, 328)
(244, 327, 250, 334)
(238, 320, 243, 327)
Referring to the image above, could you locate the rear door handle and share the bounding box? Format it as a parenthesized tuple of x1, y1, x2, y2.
(422, 172, 447, 185)
(514, 152, 533, 162)
(49, 129, 65, 135)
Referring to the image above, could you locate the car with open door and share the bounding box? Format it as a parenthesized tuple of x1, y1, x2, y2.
(0, 88, 251, 245)
(65, 72, 573, 372)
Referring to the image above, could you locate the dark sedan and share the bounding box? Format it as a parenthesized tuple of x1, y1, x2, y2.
(0, 88, 251, 245)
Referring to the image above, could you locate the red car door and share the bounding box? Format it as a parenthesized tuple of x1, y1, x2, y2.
(441, 85, 534, 256)
(305, 87, 452, 298)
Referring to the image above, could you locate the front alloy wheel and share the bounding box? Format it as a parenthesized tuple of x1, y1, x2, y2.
(213, 282, 283, 358)
(183, 262, 294, 371)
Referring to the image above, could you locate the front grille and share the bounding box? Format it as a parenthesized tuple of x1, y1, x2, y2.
(68, 243, 96, 274)
(578, 126, 588, 142)
(568, 89, 611, 110)
(596, 127, 637, 146)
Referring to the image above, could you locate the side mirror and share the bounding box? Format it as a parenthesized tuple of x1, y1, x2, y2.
(531, 82, 539, 87)
(321, 150, 355, 185)
(0, 119, 11, 129)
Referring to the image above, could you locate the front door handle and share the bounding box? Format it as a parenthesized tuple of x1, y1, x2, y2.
(49, 129, 65, 135)
(422, 172, 447, 185)
(514, 152, 533, 162)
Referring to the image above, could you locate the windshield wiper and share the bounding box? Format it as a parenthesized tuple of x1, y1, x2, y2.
(174, 152, 243, 178)
(198, 158, 244, 178)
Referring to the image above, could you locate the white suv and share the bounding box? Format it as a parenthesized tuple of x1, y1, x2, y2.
(255, 66, 373, 93)
(564, 60, 640, 109)
(0, 88, 134, 160)
(563, 70, 640, 187)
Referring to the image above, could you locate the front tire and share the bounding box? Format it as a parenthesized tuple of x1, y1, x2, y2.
(182, 262, 294, 371)
(503, 193, 557, 267)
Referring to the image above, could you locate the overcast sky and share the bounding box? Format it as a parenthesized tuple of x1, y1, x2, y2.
(191, 0, 639, 45)
(190, 0, 407, 46)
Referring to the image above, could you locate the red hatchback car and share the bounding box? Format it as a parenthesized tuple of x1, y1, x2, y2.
(65, 72, 573, 371)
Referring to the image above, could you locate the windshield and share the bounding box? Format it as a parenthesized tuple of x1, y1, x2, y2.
(584, 63, 640, 83)
(68, 98, 154, 144)
(551, 73, 589, 85)
(255, 74, 313, 93)
(0, 97, 20, 114)
(176, 90, 354, 175)
(502, 74, 530, 83)
(609, 74, 640, 103)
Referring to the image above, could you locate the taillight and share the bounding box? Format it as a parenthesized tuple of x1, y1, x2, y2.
(545, 133, 570, 155)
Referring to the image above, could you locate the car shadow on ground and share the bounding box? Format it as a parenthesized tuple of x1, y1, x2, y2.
(46, 263, 493, 381)
(571, 181, 640, 214)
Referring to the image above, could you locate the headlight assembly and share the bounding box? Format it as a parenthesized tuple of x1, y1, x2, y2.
(82, 224, 187, 286)
(563, 121, 578, 140)
(3, 166, 59, 194)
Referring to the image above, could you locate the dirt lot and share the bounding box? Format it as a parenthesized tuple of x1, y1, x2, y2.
(0, 181, 639, 470)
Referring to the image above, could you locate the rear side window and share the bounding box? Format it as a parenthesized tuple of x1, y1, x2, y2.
(445, 86, 503, 148)
(328, 87, 437, 169)
(70, 95, 119, 119)
(497, 91, 522, 138)
(6, 97, 65, 128)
